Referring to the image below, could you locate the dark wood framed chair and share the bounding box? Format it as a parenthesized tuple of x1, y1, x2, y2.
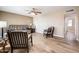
(43, 27, 54, 38)
(7, 31, 33, 53)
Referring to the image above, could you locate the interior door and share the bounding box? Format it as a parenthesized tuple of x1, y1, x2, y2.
(64, 14, 76, 41)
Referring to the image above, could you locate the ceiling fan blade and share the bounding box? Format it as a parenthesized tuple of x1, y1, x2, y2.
(35, 13, 38, 15)
(37, 12, 42, 14)
(26, 8, 42, 15)
(26, 10, 30, 11)
(33, 8, 39, 11)
(33, 8, 36, 11)
(28, 11, 32, 14)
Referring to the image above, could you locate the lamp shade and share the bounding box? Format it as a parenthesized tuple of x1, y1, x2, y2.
(0, 21, 7, 28)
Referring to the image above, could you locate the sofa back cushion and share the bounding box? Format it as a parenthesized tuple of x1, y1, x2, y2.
(9, 25, 29, 30)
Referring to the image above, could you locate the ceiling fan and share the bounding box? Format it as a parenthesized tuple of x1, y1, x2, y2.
(26, 8, 42, 15)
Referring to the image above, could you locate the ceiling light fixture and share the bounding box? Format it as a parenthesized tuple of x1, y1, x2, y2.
(26, 8, 42, 15)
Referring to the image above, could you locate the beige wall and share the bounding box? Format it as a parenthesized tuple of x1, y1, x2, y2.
(33, 10, 64, 38)
(0, 11, 33, 37)
(0, 11, 33, 26)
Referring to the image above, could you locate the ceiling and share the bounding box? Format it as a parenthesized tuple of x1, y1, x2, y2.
(0, 6, 77, 17)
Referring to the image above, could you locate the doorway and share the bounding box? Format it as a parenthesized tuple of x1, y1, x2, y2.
(64, 14, 76, 41)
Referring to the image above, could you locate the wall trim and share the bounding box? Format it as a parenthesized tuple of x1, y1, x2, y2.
(36, 32, 64, 39)
(53, 34, 64, 38)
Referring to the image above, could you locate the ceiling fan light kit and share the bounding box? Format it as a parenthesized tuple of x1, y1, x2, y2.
(26, 8, 42, 15)
(31, 12, 36, 15)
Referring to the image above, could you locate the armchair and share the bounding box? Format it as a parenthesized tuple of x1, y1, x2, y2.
(43, 26, 54, 38)
(7, 30, 33, 53)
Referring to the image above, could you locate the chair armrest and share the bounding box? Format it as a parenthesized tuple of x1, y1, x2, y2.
(43, 29, 48, 34)
(28, 34, 32, 40)
(44, 29, 48, 32)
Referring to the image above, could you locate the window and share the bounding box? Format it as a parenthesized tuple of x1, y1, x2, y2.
(68, 20, 72, 27)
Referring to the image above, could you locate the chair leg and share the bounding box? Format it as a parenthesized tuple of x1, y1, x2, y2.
(43, 33, 45, 36)
(11, 48, 13, 53)
(27, 45, 29, 53)
(51, 34, 53, 38)
(31, 36, 33, 46)
(52, 35, 53, 38)
(46, 34, 48, 38)
(27, 49, 29, 53)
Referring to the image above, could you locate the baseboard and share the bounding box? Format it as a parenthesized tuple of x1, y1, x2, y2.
(53, 34, 64, 38)
(53, 36, 64, 40)
(53, 34, 64, 40)
(36, 32, 64, 39)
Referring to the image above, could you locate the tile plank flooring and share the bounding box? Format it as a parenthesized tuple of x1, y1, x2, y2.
(1, 33, 79, 53)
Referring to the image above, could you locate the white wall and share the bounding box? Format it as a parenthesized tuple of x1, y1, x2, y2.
(75, 7, 79, 40)
(33, 10, 64, 38)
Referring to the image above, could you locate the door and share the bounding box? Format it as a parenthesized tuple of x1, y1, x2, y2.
(64, 14, 76, 41)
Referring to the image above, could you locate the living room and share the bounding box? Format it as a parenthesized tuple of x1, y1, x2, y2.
(0, 6, 79, 53)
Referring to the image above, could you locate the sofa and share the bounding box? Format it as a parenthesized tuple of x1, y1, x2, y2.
(8, 25, 31, 33)
(9, 25, 29, 30)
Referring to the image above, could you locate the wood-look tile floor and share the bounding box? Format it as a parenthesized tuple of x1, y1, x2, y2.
(29, 33, 79, 53)
(1, 33, 79, 53)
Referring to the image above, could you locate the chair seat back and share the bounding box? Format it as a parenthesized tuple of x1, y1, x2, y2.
(7, 31, 28, 48)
